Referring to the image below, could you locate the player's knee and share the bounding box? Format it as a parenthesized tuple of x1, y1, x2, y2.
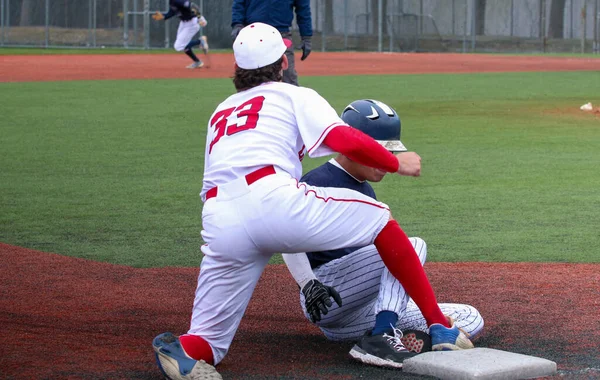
(174, 44, 185, 52)
(469, 306, 485, 339)
(410, 237, 427, 265)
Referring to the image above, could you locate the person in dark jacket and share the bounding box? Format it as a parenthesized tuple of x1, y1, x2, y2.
(231, 0, 312, 86)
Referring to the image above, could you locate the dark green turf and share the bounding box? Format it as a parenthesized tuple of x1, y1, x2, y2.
(1, 71, 599, 266)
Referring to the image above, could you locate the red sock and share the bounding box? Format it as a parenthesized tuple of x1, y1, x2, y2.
(179, 334, 215, 365)
(374, 220, 449, 328)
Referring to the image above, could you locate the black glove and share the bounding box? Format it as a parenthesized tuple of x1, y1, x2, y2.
(232, 24, 244, 41)
(300, 36, 312, 61)
(301, 279, 342, 323)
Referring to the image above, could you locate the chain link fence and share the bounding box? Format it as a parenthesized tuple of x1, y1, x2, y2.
(1, 0, 599, 53)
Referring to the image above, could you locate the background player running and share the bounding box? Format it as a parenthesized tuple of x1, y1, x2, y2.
(283, 99, 483, 369)
(152, 0, 209, 69)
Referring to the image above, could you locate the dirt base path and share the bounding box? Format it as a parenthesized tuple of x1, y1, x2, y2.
(1, 52, 599, 82)
(1, 243, 599, 379)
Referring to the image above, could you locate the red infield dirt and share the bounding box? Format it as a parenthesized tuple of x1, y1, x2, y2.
(1, 52, 599, 379)
(1, 51, 599, 82)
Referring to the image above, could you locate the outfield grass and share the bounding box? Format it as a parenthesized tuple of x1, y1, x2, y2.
(1, 71, 599, 267)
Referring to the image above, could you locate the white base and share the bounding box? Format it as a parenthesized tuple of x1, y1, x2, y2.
(403, 348, 557, 380)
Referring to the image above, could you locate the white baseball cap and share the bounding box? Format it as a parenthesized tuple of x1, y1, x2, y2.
(233, 22, 293, 70)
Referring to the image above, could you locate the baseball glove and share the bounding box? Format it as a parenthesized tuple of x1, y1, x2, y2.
(301, 279, 342, 323)
(152, 11, 164, 21)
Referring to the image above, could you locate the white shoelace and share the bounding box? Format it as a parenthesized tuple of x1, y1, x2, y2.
(382, 326, 409, 352)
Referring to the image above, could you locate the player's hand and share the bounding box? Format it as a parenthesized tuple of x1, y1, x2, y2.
(152, 11, 164, 21)
(198, 15, 207, 27)
(301, 279, 342, 323)
(231, 24, 244, 41)
(395, 152, 421, 177)
(300, 36, 312, 61)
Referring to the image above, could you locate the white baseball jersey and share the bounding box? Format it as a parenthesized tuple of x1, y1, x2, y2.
(188, 82, 393, 364)
(200, 82, 345, 201)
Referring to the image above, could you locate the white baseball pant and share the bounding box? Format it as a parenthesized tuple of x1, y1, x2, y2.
(188, 170, 391, 364)
(301, 238, 484, 341)
(174, 17, 200, 51)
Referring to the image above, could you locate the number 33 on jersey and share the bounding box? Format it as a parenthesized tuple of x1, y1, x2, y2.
(201, 83, 348, 200)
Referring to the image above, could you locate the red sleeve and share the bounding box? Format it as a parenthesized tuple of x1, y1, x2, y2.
(322, 125, 400, 173)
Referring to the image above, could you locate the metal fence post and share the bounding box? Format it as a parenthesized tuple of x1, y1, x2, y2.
(45, 0, 49, 47)
(143, 0, 150, 49)
(594, 0, 600, 54)
(344, 0, 348, 50)
(124, 0, 129, 48)
(88, 0, 93, 47)
(133, 0, 138, 42)
(164, 0, 169, 48)
(377, 0, 382, 52)
(540, 0, 546, 53)
(93, 0, 97, 47)
(452, 0, 456, 36)
(510, 0, 514, 36)
(463, 0, 468, 52)
(321, 0, 326, 52)
(1, 0, 4, 47)
(471, 0, 476, 52)
(581, 1, 587, 53)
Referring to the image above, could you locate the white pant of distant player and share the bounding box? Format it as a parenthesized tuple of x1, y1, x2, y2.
(174, 17, 200, 51)
(188, 170, 391, 364)
(298, 238, 484, 341)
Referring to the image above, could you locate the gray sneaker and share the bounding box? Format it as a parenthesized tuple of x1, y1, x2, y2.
(186, 61, 204, 69)
(349, 327, 417, 368)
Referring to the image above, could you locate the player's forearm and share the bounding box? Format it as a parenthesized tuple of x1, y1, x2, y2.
(282, 253, 317, 289)
(323, 125, 399, 173)
(163, 9, 175, 20)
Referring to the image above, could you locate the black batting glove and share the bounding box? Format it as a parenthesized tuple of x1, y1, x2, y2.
(300, 36, 312, 61)
(301, 279, 342, 323)
(231, 24, 244, 41)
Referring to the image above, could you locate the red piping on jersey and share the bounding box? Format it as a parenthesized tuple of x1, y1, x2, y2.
(295, 180, 390, 211)
(307, 122, 345, 155)
(323, 126, 400, 173)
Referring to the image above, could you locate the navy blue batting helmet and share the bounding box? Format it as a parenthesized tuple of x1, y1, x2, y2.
(340, 99, 407, 152)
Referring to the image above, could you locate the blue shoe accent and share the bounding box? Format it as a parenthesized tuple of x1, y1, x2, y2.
(153, 332, 198, 377)
(429, 323, 474, 351)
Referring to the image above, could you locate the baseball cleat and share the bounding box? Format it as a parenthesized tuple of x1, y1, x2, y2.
(429, 319, 474, 351)
(153, 332, 222, 380)
(400, 329, 432, 353)
(186, 61, 204, 69)
(349, 327, 417, 368)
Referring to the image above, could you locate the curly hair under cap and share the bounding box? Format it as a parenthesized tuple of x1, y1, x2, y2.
(232, 57, 284, 92)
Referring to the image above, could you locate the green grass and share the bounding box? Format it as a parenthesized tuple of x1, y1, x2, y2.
(1, 71, 600, 267)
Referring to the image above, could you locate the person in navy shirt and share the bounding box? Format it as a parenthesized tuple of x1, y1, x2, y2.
(231, 0, 313, 86)
(283, 99, 484, 369)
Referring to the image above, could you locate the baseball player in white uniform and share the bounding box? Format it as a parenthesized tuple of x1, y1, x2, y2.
(152, 22, 473, 380)
(282, 99, 484, 369)
(152, 0, 209, 69)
